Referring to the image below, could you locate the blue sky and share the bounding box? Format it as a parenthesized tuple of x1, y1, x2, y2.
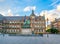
(0, 0, 60, 18)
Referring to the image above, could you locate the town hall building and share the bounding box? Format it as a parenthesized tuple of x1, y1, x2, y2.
(0, 10, 46, 34)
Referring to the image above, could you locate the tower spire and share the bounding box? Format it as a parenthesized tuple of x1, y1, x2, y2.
(32, 10, 34, 14)
(30, 10, 35, 16)
(43, 11, 45, 20)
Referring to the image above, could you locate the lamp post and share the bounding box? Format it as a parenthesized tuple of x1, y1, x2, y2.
(47, 18, 49, 37)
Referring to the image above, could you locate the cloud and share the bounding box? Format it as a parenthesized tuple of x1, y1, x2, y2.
(50, 0, 60, 6)
(7, 9, 13, 16)
(0, 0, 5, 2)
(0, 9, 14, 16)
(0, 11, 6, 16)
(24, 6, 36, 12)
(0, 8, 20, 16)
(40, 4, 60, 21)
(15, 14, 20, 16)
(57, 4, 60, 11)
(35, 13, 39, 16)
(7, 9, 20, 16)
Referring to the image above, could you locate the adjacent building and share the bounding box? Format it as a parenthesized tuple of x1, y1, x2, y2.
(0, 10, 46, 34)
(51, 18, 60, 32)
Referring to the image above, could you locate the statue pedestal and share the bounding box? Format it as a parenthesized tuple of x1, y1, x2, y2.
(21, 28, 32, 35)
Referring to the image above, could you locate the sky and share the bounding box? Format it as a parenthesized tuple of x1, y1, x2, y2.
(0, 0, 60, 21)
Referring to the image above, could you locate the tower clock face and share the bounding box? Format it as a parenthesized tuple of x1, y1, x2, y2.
(31, 16, 35, 19)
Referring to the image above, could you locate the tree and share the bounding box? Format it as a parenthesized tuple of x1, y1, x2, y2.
(46, 28, 59, 34)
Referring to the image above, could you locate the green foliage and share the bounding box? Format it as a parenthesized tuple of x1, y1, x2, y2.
(46, 28, 59, 34)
